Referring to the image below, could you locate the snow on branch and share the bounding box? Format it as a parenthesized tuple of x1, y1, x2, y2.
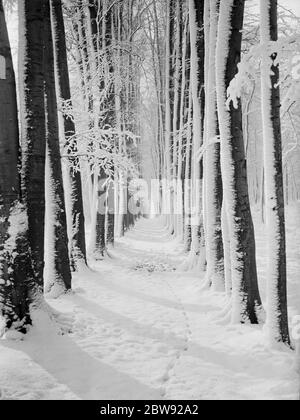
(227, 36, 300, 110)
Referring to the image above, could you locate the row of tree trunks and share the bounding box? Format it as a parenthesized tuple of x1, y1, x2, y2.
(19, 0, 46, 289)
(43, 0, 71, 294)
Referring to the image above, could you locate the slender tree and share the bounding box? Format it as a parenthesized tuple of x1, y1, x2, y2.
(172, 0, 182, 237)
(164, 0, 173, 231)
(50, 0, 87, 270)
(216, 0, 262, 324)
(260, 0, 290, 345)
(176, 13, 189, 241)
(113, 2, 126, 238)
(87, 0, 115, 258)
(19, 0, 46, 289)
(184, 91, 193, 254)
(204, 0, 224, 291)
(44, 0, 72, 293)
(0, 0, 34, 332)
(188, 0, 205, 268)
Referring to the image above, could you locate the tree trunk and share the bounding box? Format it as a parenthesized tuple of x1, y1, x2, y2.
(95, 169, 107, 258)
(164, 0, 173, 231)
(176, 14, 189, 241)
(50, 0, 87, 270)
(172, 0, 182, 237)
(43, 0, 71, 294)
(216, 0, 262, 324)
(106, 179, 115, 246)
(204, 0, 224, 291)
(0, 1, 34, 332)
(88, 0, 115, 257)
(260, 0, 290, 345)
(188, 0, 205, 268)
(184, 91, 193, 253)
(19, 0, 46, 289)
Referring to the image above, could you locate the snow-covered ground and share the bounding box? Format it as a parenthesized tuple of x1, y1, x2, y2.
(0, 208, 299, 400)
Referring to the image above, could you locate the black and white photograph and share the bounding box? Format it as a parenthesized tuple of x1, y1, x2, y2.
(0, 0, 300, 402)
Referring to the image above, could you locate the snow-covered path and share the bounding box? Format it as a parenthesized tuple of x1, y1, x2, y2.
(0, 217, 299, 400)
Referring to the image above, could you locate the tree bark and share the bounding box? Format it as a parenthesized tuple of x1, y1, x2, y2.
(164, 0, 173, 231)
(19, 0, 46, 289)
(0, 0, 34, 331)
(204, 0, 224, 291)
(44, 0, 72, 293)
(50, 0, 87, 270)
(260, 0, 290, 345)
(188, 0, 205, 268)
(216, 0, 262, 324)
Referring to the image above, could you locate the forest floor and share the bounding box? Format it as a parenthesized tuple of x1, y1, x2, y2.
(0, 207, 300, 400)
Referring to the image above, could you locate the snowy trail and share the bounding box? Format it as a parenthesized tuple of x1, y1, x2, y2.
(0, 216, 299, 400)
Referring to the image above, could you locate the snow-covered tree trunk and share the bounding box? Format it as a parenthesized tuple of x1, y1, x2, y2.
(114, 14, 126, 238)
(176, 14, 189, 241)
(104, 6, 115, 247)
(172, 1, 182, 238)
(95, 170, 107, 258)
(43, 0, 71, 294)
(260, 0, 290, 345)
(19, 0, 46, 289)
(153, 0, 165, 188)
(188, 0, 205, 268)
(184, 91, 193, 253)
(50, 0, 87, 270)
(94, 0, 116, 255)
(0, 0, 34, 332)
(86, 0, 108, 257)
(106, 179, 115, 246)
(216, 0, 262, 324)
(204, 0, 224, 291)
(221, 202, 232, 296)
